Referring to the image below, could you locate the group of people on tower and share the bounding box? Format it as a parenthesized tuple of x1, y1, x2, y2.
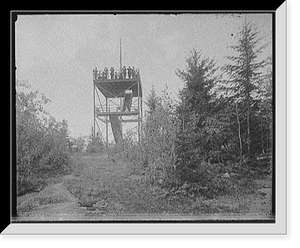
(93, 66, 140, 80)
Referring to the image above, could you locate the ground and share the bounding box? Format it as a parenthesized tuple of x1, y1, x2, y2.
(15, 152, 274, 222)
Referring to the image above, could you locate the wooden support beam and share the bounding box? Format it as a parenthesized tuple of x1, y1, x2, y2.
(97, 116, 139, 123)
(121, 119, 140, 123)
(95, 110, 139, 116)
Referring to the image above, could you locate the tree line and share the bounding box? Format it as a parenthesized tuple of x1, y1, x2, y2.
(135, 21, 272, 196)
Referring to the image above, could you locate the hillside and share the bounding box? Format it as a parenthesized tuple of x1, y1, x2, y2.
(15, 152, 273, 222)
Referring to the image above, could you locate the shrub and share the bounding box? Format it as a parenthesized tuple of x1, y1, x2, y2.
(86, 140, 103, 153)
(16, 81, 71, 196)
(112, 132, 146, 174)
(115, 87, 180, 187)
(86, 128, 104, 153)
(141, 105, 179, 186)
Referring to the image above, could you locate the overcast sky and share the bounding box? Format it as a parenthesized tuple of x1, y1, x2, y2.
(15, 13, 272, 137)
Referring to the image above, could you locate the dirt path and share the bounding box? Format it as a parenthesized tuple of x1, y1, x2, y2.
(16, 177, 86, 221)
(16, 153, 150, 221)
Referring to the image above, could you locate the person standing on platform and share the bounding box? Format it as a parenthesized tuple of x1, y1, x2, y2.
(127, 66, 132, 79)
(92, 67, 97, 80)
(122, 66, 127, 79)
(98, 70, 102, 80)
(103, 67, 108, 80)
(132, 67, 136, 78)
(110, 67, 114, 79)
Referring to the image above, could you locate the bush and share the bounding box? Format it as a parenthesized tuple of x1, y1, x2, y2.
(86, 141, 103, 153)
(86, 129, 104, 153)
(112, 132, 146, 174)
(114, 87, 180, 188)
(16, 81, 71, 196)
(141, 105, 179, 186)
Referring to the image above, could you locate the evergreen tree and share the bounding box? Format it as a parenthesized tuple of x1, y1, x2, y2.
(222, 21, 269, 160)
(86, 127, 104, 153)
(176, 49, 217, 131)
(175, 50, 218, 182)
(145, 85, 161, 116)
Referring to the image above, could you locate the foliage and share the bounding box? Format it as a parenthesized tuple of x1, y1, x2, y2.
(173, 22, 272, 197)
(116, 87, 180, 187)
(175, 50, 219, 183)
(221, 21, 270, 160)
(16, 81, 71, 196)
(67, 136, 87, 154)
(85, 127, 105, 153)
(141, 105, 179, 186)
(115, 22, 272, 199)
(145, 85, 162, 115)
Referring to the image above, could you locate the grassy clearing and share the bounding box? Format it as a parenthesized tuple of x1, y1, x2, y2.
(64, 152, 273, 218)
(64, 153, 167, 215)
(16, 152, 273, 221)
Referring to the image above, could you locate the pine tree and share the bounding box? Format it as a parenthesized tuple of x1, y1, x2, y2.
(175, 50, 218, 182)
(145, 86, 161, 116)
(176, 49, 217, 131)
(222, 21, 269, 160)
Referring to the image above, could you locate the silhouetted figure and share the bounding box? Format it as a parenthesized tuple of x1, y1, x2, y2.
(127, 66, 132, 79)
(98, 70, 103, 80)
(98, 70, 102, 80)
(122, 66, 127, 79)
(115, 71, 119, 79)
(132, 67, 136, 78)
(103, 67, 108, 80)
(110, 67, 114, 79)
(93, 67, 98, 80)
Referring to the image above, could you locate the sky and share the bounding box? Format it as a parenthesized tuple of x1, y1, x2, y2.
(15, 13, 272, 138)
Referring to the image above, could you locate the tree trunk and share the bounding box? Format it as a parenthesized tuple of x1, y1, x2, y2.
(235, 102, 243, 160)
(246, 95, 251, 159)
(261, 117, 264, 154)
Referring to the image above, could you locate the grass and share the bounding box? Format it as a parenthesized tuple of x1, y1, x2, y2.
(16, 151, 273, 221)
(63, 152, 273, 218)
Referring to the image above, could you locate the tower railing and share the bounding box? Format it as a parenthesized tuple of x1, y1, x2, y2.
(93, 66, 140, 81)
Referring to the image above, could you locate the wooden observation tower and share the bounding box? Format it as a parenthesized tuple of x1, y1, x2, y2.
(93, 65, 143, 146)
